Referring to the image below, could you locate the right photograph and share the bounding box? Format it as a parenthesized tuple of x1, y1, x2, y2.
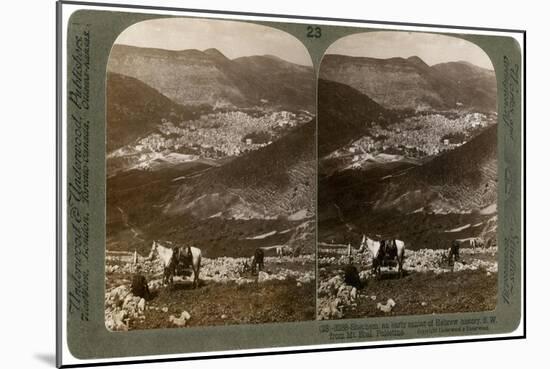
(317, 31, 498, 320)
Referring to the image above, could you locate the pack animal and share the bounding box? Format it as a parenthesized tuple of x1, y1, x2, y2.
(251, 248, 264, 273)
(469, 237, 484, 249)
(448, 240, 461, 266)
(149, 241, 202, 288)
(359, 235, 406, 278)
(275, 245, 292, 258)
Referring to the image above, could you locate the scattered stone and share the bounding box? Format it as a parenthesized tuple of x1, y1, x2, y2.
(350, 287, 357, 301)
(221, 314, 227, 319)
(105, 309, 129, 331)
(257, 271, 270, 283)
(106, 253, 317, 329)
(370, 295, 377, 301)
(359, 270, 371, 283)
(169, 311, 191, 327)
(235, 277, 253, 285)
(421, 301, 428, 307)
(377, 298, 396, 313)
(297, 272, 315, 284)
(137, 298, 146, 313)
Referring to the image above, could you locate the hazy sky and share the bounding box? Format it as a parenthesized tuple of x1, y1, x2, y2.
(115, 17, 312, 66)
(326, 31, 494, 70)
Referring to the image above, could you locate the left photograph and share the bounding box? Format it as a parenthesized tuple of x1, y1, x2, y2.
(104, 17, 316, 331)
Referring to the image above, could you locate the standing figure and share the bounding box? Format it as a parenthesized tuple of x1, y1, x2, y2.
(251, 248, 264, 274)
(448, 240, 461, 266)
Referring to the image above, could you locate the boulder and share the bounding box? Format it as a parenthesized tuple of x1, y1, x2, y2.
(257, 271, 270, 283)
(169, 311, 191, 327)
(137, 298, 146, 313)
(350, 287, 357, 301)
(105, 309, 129, 331)
(377, 298, 396, 313)
(317, 297, 344, 320)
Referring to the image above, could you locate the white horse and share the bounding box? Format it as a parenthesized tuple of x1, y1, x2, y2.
(149, 241, 202, 288)
(469, 237, 484, 249)
(275, 245, 293, 258)
(359, 235, 406, 278)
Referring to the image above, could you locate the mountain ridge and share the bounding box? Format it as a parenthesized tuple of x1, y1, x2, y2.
(319, 54, 496, 112)
(107, 44, 315, 111)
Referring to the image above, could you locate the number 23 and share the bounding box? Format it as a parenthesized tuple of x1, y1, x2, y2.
(307, 26, 321, 38)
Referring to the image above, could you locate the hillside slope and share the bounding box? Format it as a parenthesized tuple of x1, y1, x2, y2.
(107, 45, 315, 111)
(166, 120, 316, 220)
(319, 55, 496, 112)
(318, 79, 391, 157)
(374, 124, 498, 214)
(106, 72, 193, 151)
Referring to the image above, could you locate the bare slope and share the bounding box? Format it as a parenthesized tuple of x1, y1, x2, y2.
(320, 55, 496, 112)
(106, 72, 194, 151)
(107, 45, 315, 111)
(167, 120, 316, 220)
(318, 79, 391, 157)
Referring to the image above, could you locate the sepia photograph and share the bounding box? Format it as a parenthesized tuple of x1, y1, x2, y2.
(317, 31, 498, 319)
(104, 17, 316, 331)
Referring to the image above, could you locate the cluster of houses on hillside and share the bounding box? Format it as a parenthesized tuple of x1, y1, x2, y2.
(120, 110, 311, 160)
(348, 112, 495, 159)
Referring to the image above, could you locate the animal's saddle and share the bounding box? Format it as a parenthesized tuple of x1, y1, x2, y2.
(172, 247, 193, 276)
(379, 240, 398, 261)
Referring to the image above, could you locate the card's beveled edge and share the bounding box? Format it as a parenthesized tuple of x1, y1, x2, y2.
(58, 0, 526, 34)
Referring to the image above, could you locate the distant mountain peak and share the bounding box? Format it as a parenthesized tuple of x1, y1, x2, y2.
(406, 55, 429, 67)
(319, 53, 496, 112)
(262, 54, 284, 61)
(107, 44, 315, 111)
(203, 48, 228, 60)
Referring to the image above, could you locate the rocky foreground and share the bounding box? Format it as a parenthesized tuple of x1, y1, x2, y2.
(318, 247, 498, 320)
(106, 254, 315, 331)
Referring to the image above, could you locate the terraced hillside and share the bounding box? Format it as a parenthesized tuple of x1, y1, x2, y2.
(167, 120, 316, 220)
(373, 124, 498, 214)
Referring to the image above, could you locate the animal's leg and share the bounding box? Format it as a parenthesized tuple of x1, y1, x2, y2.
(193, 260, 200, 288)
